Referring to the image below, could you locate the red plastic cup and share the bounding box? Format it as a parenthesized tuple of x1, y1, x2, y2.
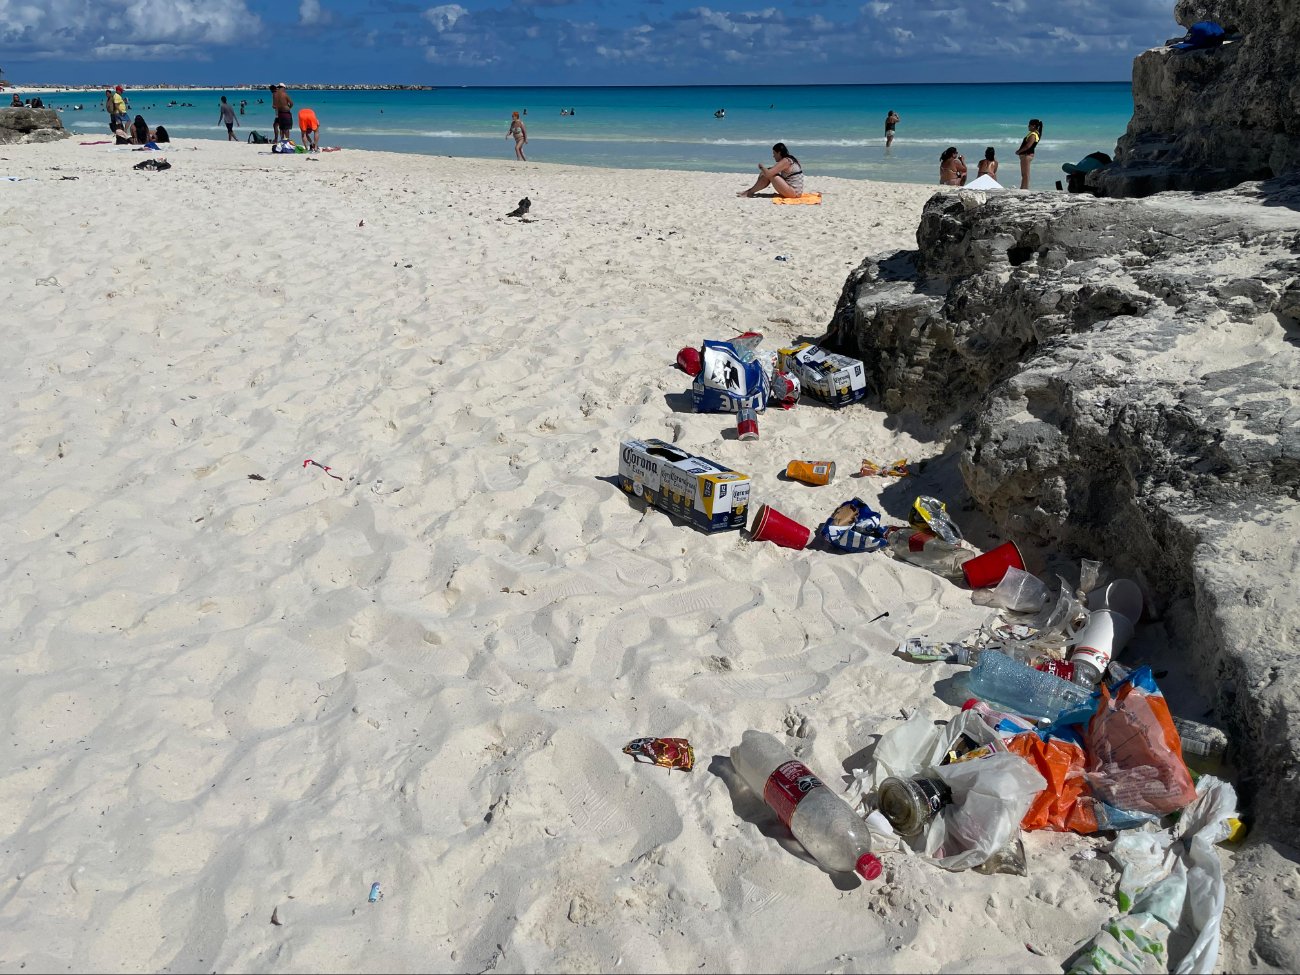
(750, 504, 812, 550)
(676, 347, 702, 376)
(961, 541, 1025, 589)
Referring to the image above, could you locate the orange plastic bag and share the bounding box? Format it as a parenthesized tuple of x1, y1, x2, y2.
(1008, 728, 1100, 833)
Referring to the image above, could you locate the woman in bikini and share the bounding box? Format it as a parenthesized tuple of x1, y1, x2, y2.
(939, 147, 967, 186)
(507, 111, 527, 161)
(977, 147, 998, 179)
(1015, 119, 1042, 189)
(736, 143, 804, 199)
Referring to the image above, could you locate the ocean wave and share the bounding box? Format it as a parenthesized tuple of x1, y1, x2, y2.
(322, 130, 1092, 149)
(327, 128, 475, 138)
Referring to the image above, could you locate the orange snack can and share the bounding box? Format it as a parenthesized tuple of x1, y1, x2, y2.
(785, 460, 836, 486)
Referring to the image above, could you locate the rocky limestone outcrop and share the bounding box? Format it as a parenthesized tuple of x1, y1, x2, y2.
(826, 181, 1300, 968)
(0, 107, 68, 145)
(1091, 0, 1300, 196)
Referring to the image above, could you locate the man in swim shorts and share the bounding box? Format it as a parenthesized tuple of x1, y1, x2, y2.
(272, 83, 294, 142)
(298, 107, 320, 151)
(218, 96, 239, 141)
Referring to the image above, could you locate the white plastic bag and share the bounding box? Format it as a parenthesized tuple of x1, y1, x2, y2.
(859, 711, 1034, 871)
(1069, 776, 1236, 975)
(923, 751, 1045, 871)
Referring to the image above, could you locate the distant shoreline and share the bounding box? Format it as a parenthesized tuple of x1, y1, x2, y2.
(3, 84, 436, 93)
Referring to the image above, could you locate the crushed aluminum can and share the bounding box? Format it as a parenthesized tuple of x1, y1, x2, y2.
(623, 737, 695, 772)
(770, 370, 800, 409)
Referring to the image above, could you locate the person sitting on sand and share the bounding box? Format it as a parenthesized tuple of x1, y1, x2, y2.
(131, 114, 151, 146)
(298, 107, 320, 151)
(508, 111, 527, 161)
(977, 146, 998, 179)
(939, 147, 967, 186)
(737, 142, 804, 198)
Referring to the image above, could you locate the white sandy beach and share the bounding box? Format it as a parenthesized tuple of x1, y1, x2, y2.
(0, 139, 1125, 972)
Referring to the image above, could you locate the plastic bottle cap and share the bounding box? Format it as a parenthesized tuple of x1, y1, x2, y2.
(855, 852, 883, 882)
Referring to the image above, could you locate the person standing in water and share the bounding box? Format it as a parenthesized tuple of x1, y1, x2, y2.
(507, 111, 527, 161)
(884, 110, 900, 148)
(1015, 119, 1042, 189)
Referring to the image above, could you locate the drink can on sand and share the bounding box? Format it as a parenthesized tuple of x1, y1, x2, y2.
(785, 460, 835, 485)
(737, 407, 759, 440)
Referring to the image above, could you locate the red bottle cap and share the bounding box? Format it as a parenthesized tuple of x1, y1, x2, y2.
(960, 698, 979, 711)
(855, 852, 883, 881)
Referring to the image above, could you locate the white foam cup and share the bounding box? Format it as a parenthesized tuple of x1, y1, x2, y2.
(1068, 608, 1135, 681)
(1085, 579, 1143, 626)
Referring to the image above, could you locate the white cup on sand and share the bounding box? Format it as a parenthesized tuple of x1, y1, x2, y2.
(1069, 608, 1136, 684)
(1085, 579, 1143, 625)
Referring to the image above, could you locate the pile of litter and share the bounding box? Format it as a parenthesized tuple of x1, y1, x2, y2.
(608, 331, 1241, 974)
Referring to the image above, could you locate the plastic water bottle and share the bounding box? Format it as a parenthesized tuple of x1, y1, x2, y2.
(964, 649, 1095, 723)
(730, 730, 882, 881)
(884, 527, 975, 580)
(731, 331, 764, 362)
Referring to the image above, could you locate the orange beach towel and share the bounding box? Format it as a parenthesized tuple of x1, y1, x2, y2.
(773, 192, 822, 205)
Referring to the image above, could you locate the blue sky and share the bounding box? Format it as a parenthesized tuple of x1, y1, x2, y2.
(1, 0, 1181, 86)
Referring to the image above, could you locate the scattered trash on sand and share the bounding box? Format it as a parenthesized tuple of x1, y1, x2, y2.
(623, 737, 695, 772)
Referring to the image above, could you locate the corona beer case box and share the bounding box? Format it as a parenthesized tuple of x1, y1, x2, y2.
(618, 438, 751, 533)
(777, 343, 867, 407)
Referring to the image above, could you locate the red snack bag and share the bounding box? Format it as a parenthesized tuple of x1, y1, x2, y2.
(623, 737, 695, 772)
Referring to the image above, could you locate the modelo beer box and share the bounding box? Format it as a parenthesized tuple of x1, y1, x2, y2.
(618, 438, 751, 533)
(777, 342, 867, 407)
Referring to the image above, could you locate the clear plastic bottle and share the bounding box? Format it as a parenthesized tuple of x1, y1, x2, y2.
(730, 730, 882, 881)
(964, 649, 1095, 723)
(731, 331, 764, 362)
(884, 526, 975, 579)
(953, 643, 1058, 670)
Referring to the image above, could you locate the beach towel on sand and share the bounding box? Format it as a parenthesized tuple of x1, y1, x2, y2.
(773, 192, 822, 205)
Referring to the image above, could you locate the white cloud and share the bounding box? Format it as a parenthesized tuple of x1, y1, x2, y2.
(0, 0, 259, 52)
(425, 4, 468, 32)
(117, 0, 252, 45)
(300, 0, 331, 27)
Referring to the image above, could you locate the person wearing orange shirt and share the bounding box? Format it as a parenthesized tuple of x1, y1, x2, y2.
(298, 107, 320, 151)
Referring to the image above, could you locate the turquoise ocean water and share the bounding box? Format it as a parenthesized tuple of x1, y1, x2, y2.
(44, 84, 1133, 186)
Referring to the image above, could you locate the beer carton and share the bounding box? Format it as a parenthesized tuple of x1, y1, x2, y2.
(618, 438, 751, 533)
(777, 342, 867, 407)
